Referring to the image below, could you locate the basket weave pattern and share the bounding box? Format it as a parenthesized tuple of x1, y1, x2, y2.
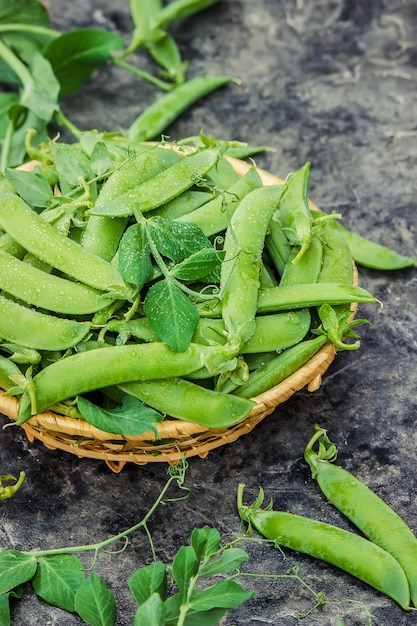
(0, 158, 351, 472)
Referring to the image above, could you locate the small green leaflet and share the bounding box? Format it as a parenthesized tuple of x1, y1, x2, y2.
(0, 550, 37, 595)
(43, 29, 125, 97)
(171, 546, 199, 603)
(171, 247, 221, 281)
(190, 526, 221, 561)
(134, 592, 166, 626)
(90, 141, 112, 177)
(21, 52, 60, 122)
(191, 579, 254, 611)
(148, 217, 213, 263)
(77, 395, 163, 437)
(199, 548, 249, 576)
(5, 168, 52, 207)
(49, 141, 94, 192)
(0, 0, 51, 29)
(144, 278, 200, 352)
(119, 223, 154, 289)
(129, 561, 167, 606)
(32, 554, 85, 612)
(74, 571, 116, 626)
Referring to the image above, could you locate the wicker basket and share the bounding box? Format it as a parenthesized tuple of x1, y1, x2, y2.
(0, 158, 355, 472)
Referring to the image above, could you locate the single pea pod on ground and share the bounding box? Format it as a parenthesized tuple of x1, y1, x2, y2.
(305, 425, 417, 608)
(237, 484, 411, 611)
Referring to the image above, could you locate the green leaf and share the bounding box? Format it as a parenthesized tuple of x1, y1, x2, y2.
(171, 248, 221, 281)
(118, 223, 154, 289)
(164, 595, 227, 626)
(0, 550, 37, 595)
(74, 571, 116, 626)
(77, 394, 163, 437)
(49, 141, 93, 192)
(190, 527, 220, 561)
(21, 52, 60, 121)
(144, 278, 200, 352)
(43, 29, 125, 97)
(90, 141, 111, 177)
(149, 218, 213, 263)
(0, 594, 10, 626)
(171, 546, 198, 603)
(32, 554, 85, 612)
(134, 592, 166, 626)
(129, 561, 167, 606)
(0, 0, 51, 29)
(199, 548, 249, 576)
(191, 579, 254, 611)
(5, 168, 52, 207)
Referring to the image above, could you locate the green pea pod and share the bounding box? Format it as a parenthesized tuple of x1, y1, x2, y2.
(119, 377, 255, 428)
(0, 295, 90, 352)
(127, 75, 232, 143)
(150, 189, 214, 220)
(0, 183, 133, 299)
(220, 184, 286, 354)
(0, 472, 26, 501)
(16, 342, 229, 424)
(279, 234, 323, 286)
(89, 148, 220, 217)
(0, 354, 22, 390)
(232, 335, 327, 398)
(81, 145, 181, 260)
(237, 485, 410, 611)
(193, 310, 311, 354)
(278, 162, 313, 263)
(305, 425, 417, 608)
(152, 0, 220, 31)
(0, 232, 25, 258)
(176, 165, 263, 237)
(197, 283, 376, 318)
(0, 249, 114, 314)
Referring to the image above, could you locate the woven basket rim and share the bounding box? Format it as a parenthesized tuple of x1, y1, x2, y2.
(0, 156, 356, 469)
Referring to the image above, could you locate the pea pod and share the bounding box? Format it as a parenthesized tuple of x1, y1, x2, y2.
(0, 182, 133, 299)
(237, 484, 410, 611)
(305, 425, 417, 607)
(119, 377, 255, 429)
(127, 76, 232, 142)
(0, 295, 90, 351)
(89, 148, 220, 217)
(197, 282, 376, 318)
(81, 145, 182, 260)
(193, 310, 311, 354)
(0, 354, 22, 390)
(0, 249, 114, 314)
(16, 342, 229, 424)
(278, 162, 313, 264)
(231, 335, 327, 398)
(175, 165, 263, 237)
(220, 184, 286, 354)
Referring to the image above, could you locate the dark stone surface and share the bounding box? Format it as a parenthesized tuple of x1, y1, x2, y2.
(1, 0, 417, 624)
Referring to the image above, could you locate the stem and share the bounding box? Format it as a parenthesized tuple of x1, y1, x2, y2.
(0, 24, 60, 38)
(22, 465, 186, 558)
(177, 573, 199, 626)
(0, 119, 14, 172)
(0, 39, 33, 88)
(111, 55, 174, 92)
(54, 109, 83, 139)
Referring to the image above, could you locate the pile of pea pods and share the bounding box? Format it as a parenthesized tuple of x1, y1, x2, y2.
(0, 132, 411, 437)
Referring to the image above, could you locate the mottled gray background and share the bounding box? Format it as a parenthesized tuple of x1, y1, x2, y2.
(1, 1, 417, 624)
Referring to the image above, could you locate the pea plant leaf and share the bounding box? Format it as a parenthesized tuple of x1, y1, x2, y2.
(74, 571, 116, 626)
(20, 52, 60, 122)
(129, 561, 167, 606)
(147, 217, 213, 263)
(143, 278, 200, 352)
(171, 546, 199, 603)
(170, 247, 222, 282)
(32, 554, 85, 612)
(133, 592, 166, 626)
(190, 579, 254, 611)
(90, 141, 112, 177)
(43, 29, 125, 97)
(77, 395, 163, 437)
(0, 0, 51, 29)
(49, 141, 94, 192)
(199, 548, 249, 576)
(0, 550, 37, 595)
(190, 526, 221, 561)
(118, 223, 154, 289)
(5, 168, 53, 208)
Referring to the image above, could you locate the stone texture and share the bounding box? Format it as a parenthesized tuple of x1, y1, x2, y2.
(1, 0, 417, 624)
